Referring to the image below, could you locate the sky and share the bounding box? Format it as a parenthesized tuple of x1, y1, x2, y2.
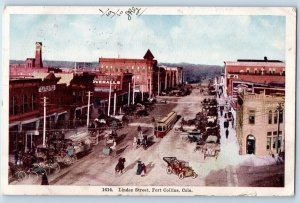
(9, 14, 285, 65)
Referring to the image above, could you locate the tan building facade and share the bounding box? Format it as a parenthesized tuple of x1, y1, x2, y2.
(236, 91, 285, 156)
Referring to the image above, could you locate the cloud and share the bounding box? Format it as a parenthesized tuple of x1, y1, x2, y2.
(10, 14, 285, 65)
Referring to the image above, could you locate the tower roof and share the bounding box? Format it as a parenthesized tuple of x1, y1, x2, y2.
(143, 49, 154, 60)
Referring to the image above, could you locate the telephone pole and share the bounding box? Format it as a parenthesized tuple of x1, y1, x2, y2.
(276, 103, 283, 154)
(86, 91, 91, 127)
(108, 80, 112, 116)
(132, 77, 135, 104)
(42, 96, 48, 148)
(128, 82, 131, 106)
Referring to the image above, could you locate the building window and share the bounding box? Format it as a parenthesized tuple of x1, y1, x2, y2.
(137, 66, 140, 73)
(142, 66, 145, 72)
(106, 65, 108, 71)
(274, 110, 278, 124)
(269, 68, 272, 75)
(57, 96, 63, 106)
(266, 132, 272, 150)
(115, 66, 118, 72)
(246, 68, 250, 74)
(254, 68, 258, 74)
(248, 110, 255, 124)
(31, 93, 36, 111)
(10, 96, 18, 115)
(282, 69, 285, 76)
(261, 68, 264, 75)
(272, 131, 282, 149)
(22, 95, 28, 113)
(240, 70, 244, 73)
(268, 110, 272, 124)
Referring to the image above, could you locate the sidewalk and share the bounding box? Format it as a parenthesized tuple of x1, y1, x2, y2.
(216, 86, 278, 167)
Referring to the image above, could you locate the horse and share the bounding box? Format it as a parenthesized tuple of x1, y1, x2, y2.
(115, 157, 126, 174)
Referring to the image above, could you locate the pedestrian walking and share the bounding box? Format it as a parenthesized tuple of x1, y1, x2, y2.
(225, 129, 229, 139)
(133, 136, 137, 150)
(14, 149, 19, 165)
(41, 173, 49, 185)
(136, 161, 147, 176)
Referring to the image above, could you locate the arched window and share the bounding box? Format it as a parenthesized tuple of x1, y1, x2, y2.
(268, 110, 272, 124)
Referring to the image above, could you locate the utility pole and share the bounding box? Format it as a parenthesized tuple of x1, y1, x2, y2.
(158, 68, 160, 96)
(42, 96, 47, 148)
(150, 73, 152, 98)
(108, 80, 112, 116)
(276, 103, 283, 154)
(128, 82, 131, 106)
(86, 91, 91, 127)
(113, 91, 117, 116)
(132, 77, 135, 104)
(142, 85, 144, 101)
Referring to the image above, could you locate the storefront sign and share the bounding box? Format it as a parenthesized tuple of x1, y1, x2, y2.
(38, 85, 56, 93)
(93, 80, 121, 85)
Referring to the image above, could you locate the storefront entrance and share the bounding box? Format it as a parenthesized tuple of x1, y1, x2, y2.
(246, 135, 256, 154)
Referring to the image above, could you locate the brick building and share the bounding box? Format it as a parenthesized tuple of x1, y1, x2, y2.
(224, 57, 285, 98)
(153, 66, 183, 95)
(93, 73, 133, 115)
(9, 42, 61, 77)
(9, 72, 95, 153)
(236, 88, 285, 156)
(98, 49, 157, 97)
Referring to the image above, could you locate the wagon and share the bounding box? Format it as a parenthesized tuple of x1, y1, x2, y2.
(203, 135, 220, 159)
(162, 157, 198, 179)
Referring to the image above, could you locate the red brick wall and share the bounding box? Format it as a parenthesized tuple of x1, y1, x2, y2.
(227, 75, 285, 96)
(99, 58, 156, 93)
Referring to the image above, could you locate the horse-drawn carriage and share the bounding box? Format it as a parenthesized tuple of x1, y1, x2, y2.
(163, 157, 198, 179)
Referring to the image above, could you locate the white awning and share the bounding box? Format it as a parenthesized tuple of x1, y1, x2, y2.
(9, 121, 21, 128)
(57, 111, 68, 116)
(21, 117, 40, 125)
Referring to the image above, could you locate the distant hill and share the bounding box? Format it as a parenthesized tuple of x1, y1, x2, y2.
(10, 60, 98, 68)
(10, 60, 223, 83)
(159, 62, 224, 83)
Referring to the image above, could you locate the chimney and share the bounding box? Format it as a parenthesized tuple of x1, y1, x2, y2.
(264, 56, 268, 61)
(35, 42, 43, 68)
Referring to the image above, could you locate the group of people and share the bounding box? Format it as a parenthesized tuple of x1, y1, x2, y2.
(114, 157, 147, 177)
(132, 126, 148, 150)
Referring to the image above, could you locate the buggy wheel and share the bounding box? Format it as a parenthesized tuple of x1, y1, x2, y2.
(64, 157, 72, 165)
(16, 171, 27, 182)
(53, 163, 60, 174)
(178, 172, 184, 179)
(166, 167, 172, 174)
(215, 151, 219, 159)
(29, 171, 39, 182)
(72, 155, 77, 162)
(192, 172, 198, 179)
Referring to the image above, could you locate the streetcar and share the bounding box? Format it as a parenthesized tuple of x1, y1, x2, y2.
(154, 111, 178, 138)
